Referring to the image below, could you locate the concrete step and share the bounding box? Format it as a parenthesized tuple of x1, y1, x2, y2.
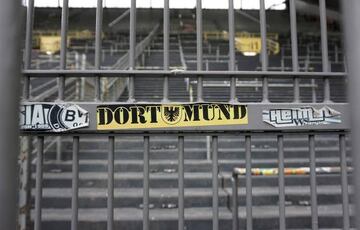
(43, 146, 351, 161)
(57, 136, 347, 150)
(33, 185, 353, 209)
(30, 205, 354, 230)
(31, 172, 350, 189)
(37, 158, 350, 173)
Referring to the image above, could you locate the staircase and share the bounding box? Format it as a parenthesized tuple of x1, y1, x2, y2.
(29, 33, 352, 230)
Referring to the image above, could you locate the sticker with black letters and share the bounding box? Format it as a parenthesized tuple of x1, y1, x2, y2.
(20, 103, 89, 132)
(97, 103, 248, 130)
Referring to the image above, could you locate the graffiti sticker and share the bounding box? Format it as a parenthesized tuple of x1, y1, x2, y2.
(263, 106, 341, 128)
(20, 103, 89, 132)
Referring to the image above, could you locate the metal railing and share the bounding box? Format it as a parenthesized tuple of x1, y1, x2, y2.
(231, 133, 351, 230)
(16, 1, 355, 230)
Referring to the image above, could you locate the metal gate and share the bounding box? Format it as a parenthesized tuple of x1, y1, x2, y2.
(13, 0, 355, 230)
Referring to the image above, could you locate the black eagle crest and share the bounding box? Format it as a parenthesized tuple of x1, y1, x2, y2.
(163, 106, 180, 123)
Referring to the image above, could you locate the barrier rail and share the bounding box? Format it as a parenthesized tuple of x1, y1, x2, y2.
(18, 1, 352, 230)
(231, 133, 351, 230)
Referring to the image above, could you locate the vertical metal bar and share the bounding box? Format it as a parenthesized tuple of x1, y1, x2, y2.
(178, 136, 185, 230)
(128, 0, 136, 102)
(212, 136, 219, 230)
(21, 1, 35, 228)
(0, 0, 20, 227)
(143, 136, 150, 230)
(23, 0, 35, 98)
(289, 0, 300, 103)
(343, 0, 360, 227)
(319, 0, 330, 102)
(339, 134, 350, 230)
(206, 136, 211, 161)
(57, 0, 69, 162)
(245, 135, 253, 230)
(232, 174, 238, 230)
(228, 0, 237, 102)
(309, 134, 318, 230)
(95, 0, 103, 101)
(108, 136, 115, 230)
(34, 136, 44, 230)
(196, 0, 203, 102)
(56, 136, 62, 162)
(71, 136, 79, 230)
(59, 0, 69, 100)
(260, 0, 269, 103)
(278, 135, 286, 230)
(163, 0, 169, 102)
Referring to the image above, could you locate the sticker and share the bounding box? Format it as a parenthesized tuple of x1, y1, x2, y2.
(20, 103, 89, 132)
(234, 166, 352, 176)
(97, 103, 248, 130)
(262, 106, 341, 128)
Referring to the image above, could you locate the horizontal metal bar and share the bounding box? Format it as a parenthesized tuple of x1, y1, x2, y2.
(19, 103, 350, 134)
(22, 70, 347, 78)
(20, 130, 349, 137)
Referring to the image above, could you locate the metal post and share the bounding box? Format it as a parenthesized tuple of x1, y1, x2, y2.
(81, 54, 86, 100)
(278, 135, 286, 230)
(228, 0, 237, 102)
(245, 135, 253, 230)
(309, 134, 318, 230)
(0, 0, 21, 229)
(75, 52, 80, 100)
(71, 136, 79, 230)
(178, 136, 185, 230)
(59, 0, 69, 100)
(163, 0, 169, 102)
(128, 0, 136, 102)
(206, 135, 211, 161)
(319, 0, 331, 103)
(34, 137, 44, 230)
(342, 0, 360, 228)
(95, 0, 103, 101)
(232, 175, 238, 230)
(212, 136, 219, 230)
(20, 0, 34, 228)
(339, 134, 350, 230)
(108, 136, 115, 230)
(23, 0, 34, 98)
(289, 0, 300, 103)
(196, 0, 203, 102)
(57, 0, 69, 162)
(343, 1, 360, 227)
(260, 0, 269, 103)
(143, 136, 150, 230)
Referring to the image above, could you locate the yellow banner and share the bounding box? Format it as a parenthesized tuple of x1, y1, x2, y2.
(97, 103, 248, 130)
